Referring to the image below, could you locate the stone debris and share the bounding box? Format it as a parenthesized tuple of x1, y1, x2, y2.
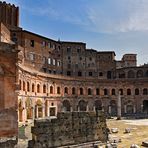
(130, 144, 140, 148)
(28, 111, 108, 148)
(111, 128, 118, 133)
(142, 141, 148, 147)
(124, 128, 131, 133)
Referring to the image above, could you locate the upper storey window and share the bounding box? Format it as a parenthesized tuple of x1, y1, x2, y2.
(48, 58, 51, 64)
(77, 48, 81, 53)
(52, 44, 56, 50)
(48, 42, 51, 48)
(53, 59, 56, 65)
(67, 47, 71, 53)
(42, 41, 46, 47)
(57, 61, 61, 66)
(30, 40, 34, 47)
(29, 52, 35, 61)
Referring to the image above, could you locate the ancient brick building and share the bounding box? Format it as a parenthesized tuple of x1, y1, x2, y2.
(0, 1, 148, 125)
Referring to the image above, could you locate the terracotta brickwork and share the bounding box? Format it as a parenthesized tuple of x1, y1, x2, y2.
(0, 0, 148, 133)
(0, 42, 19, 137)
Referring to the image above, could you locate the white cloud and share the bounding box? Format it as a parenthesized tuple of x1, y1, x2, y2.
(86, 0, 148, 33)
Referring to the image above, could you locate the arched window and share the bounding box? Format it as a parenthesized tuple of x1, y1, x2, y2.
(80, 88, 83, 95)
(112, 89, 116, 95)
(104, 89, 108, 95)
(64, 87, 68, 94)
(50, 86, 53, 94)
(143, 88, 148, 95)
(137, 70, 143, 78)
(72, 87, 75, 95)
(119, 71, 125, 78)
(19, 80, 22, 90)
(43, 84, 46, 93)
(128, 70, 135, 78)
(57, 87, 60, 94)
(27, 82, 30, 92)
(119, 89, 123, 95)
(32, 83, 35, 92)
(127, 89, 131, 95)
(23, 81, 25, 91)
(135, 88, 139, 95)
(37, 84, 40, 93)
(96, 88, 100, 95)
(88, 88, 92, 95)
(63, 100, 70, 111)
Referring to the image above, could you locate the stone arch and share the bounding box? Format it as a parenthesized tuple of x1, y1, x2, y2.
(35, 99, 43, 118)
(128, 70, 135, 78)
(137, 70, 143, 78)
(25, 98, 33, 119)
(62, 100, 71, 111)
(94, 100, 102, 110)
(78, 100, 87, 111)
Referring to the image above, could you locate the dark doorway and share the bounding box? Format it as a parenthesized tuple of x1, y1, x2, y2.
(143, 100, 148, 113)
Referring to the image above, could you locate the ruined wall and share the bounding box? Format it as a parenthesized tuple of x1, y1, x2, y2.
(0, 42, 18, 138)
(28, 111, 108, 148)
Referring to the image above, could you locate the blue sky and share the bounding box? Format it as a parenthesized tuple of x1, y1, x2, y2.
(3, 0, 148, 65)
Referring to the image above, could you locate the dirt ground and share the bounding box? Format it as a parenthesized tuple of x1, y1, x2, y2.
(107, 118, 148, 148)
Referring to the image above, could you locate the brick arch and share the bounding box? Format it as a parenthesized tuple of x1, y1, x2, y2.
(62, 100, 71, 111)
(94, 100, 102, 110)
(137, 70, 143, 78)
(78, 100, 87, 111)
(128, 70, 135, 78)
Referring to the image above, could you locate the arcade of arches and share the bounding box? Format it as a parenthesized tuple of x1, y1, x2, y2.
(18, 69, 148, 123)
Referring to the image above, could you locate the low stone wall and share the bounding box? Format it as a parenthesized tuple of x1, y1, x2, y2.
(28, 111, 108, 148)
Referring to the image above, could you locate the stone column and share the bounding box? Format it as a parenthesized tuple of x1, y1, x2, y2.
(93, 106, 96, 112)
(117, 91, 121, 120)
(32, 107, 35, 120)
(133, 105, 136, 113)
(42, 104, 45, 118)
(70, 106, 73, 112)
(36, 106, 38, 118)
(78, 106, 80, 111)
(141, 104, 143, 113)
(47, 101, 50, 117)
(124, 105, 127, 114)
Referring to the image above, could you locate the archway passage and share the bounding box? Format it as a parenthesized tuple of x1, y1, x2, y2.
(94, 100, 102, 110)
(63, 100, 70, 111)
(143, 100, 148, 113)
(78, 100, 87, 111)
